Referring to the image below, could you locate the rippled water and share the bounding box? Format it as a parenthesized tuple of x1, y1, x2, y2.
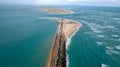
(0, 5, 120, 67)
(66, 6, 120, 67)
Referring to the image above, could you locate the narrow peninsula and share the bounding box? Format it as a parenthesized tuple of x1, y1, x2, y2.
(42, 8, 81, 67)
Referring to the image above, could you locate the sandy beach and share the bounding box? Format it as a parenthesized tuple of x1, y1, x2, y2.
(58, 19, 80, 39)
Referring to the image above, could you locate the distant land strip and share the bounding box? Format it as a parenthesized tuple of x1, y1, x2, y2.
(42, 8, 74, 14)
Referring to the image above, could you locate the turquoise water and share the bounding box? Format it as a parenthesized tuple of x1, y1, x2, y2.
(66, 6, 120, 67)
(0, 5, 120, 67)
(0, 5, 57, 67)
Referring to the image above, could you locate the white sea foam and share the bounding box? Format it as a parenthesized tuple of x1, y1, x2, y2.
(107, 48, 120, 55)
(66, 24, 81, 67)
(66, 53, 69, 67)
(96, 41, 103, 45)
(110, 50, 120, 55)
(100, 25, 118, 30)
(84, 32, 93, 35)
(115, 45, 120, 50)
(106, 47, 114, 50)
(39, 17, 61, 20)
(111, 35, 119, 37)
(39, 17, 81, 25)
(106, 50, 111, 55)
(66, 27, 80, 49)
(62, 9, 74, 14)
(66, 37, 71, 50)
(83, 21, 103, 33)
(97, 35, 105, 37)
(102, 64, 108, 67)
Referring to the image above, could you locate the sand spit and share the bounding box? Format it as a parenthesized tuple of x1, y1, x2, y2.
(42, 8, 81, 67)
(46, 18, 81, 67)
(42, 8, 74, 14)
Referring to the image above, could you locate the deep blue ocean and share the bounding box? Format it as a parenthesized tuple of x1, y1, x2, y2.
(0, 5, 120, 67)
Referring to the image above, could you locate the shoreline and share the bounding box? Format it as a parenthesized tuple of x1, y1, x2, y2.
(66, 25, 80, 67)
(46, 18, 81, 67)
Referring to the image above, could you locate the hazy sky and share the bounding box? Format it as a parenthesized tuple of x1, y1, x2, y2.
(0, 0, 120, 6)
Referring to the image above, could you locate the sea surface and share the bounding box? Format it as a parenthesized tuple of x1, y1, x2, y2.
(0, 5, 120, 67)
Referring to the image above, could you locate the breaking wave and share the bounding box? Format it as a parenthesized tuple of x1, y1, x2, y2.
(102, 64, 108, 67)
(96, 41, 104, 45)
(66, 25, 80, 67)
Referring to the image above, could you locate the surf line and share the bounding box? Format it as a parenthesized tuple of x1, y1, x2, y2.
(45, 17, 81, 67)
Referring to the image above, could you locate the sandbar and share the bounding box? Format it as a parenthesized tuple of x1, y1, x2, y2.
(42, 8, 73, 14)
(42, 8, 81, 67)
